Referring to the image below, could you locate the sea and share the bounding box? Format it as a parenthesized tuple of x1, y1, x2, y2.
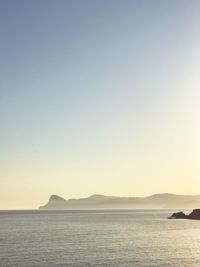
(0, 209, 200, 267)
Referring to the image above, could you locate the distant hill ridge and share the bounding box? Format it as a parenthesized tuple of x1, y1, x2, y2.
(39, 193, 200, 210)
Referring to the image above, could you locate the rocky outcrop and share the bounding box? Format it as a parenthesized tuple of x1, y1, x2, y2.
(168, 209, 200, 220)
(168, 211, 187, 219)
(188, 209, 200, 219)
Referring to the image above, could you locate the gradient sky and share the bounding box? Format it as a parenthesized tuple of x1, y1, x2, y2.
(1, 0, 200, 209)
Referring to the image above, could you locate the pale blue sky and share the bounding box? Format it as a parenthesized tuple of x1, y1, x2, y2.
(1, 0, 200, 208)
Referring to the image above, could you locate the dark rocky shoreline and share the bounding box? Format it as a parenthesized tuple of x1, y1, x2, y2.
(168, 209, 200, 220)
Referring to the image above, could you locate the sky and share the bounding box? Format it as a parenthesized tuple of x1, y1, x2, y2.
(0, 0, 200, 209)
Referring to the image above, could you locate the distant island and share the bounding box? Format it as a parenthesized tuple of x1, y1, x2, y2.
(39, 193, 200, 210)
(168, 209, 200, 220)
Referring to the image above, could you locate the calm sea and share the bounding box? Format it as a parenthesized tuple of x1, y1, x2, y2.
(0, 209, 200, 267)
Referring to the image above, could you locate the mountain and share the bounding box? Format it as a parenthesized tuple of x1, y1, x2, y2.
(39, 193, 200, 210)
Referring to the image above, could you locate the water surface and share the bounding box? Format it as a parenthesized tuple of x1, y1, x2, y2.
(0, 209, 200, 267)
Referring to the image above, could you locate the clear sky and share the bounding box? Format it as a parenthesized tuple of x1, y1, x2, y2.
(1, 0, 200, 209)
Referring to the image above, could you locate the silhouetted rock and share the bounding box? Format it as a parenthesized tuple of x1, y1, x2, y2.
(168, 211, 186, 219)
(168, 209, 200, 220)
(188, 209, 200, 219)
